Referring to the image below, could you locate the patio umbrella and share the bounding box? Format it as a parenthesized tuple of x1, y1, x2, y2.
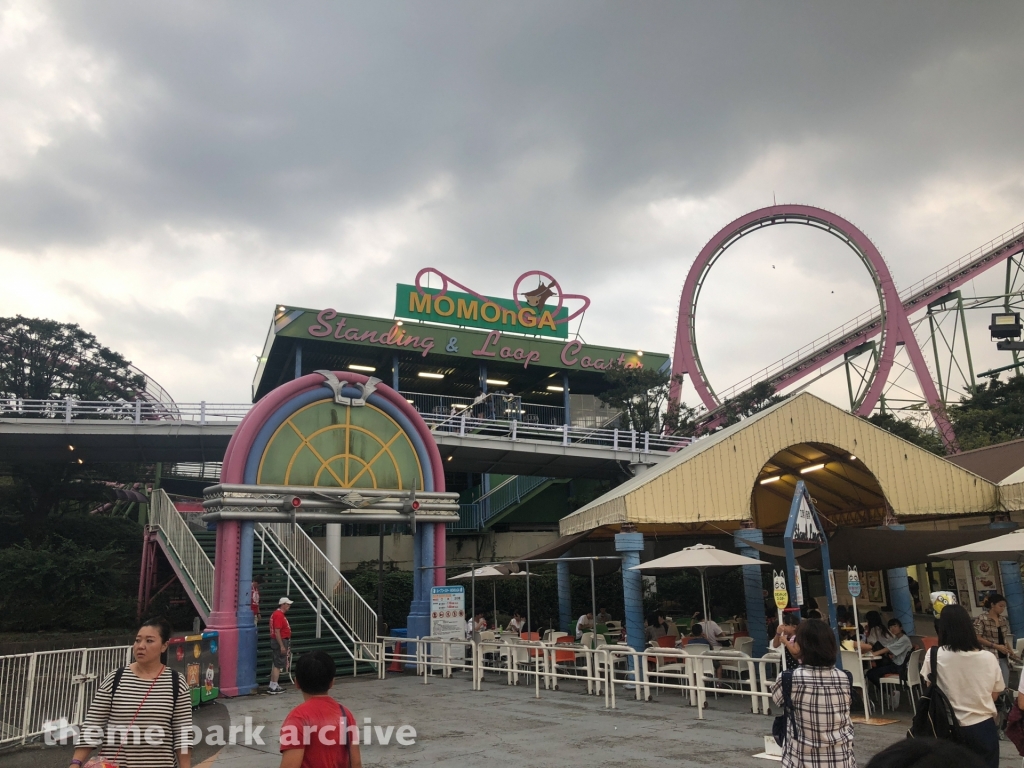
(451, 565, 527, 627)
(930, 529, 1024, 563)
(629, 543, 769, 621)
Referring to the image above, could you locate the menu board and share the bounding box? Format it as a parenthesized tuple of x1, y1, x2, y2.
(971, 561, 1001, 607)
(430, 586, 466, 663)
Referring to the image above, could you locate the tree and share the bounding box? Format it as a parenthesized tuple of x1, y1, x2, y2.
(865, 412, 944, 454)
(597, 366, 697, 436)
(947, 375, 1024, 450)
(0, 316, 145, 403)
(719, 381, 786, 426)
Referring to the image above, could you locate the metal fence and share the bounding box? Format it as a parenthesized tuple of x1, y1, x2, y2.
(149, 489, 214, 615)
(453, 475, 552, 531)
(0, 645, 132, 747)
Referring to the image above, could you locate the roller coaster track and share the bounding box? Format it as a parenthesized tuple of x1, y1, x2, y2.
(672, 207, 1024, 448)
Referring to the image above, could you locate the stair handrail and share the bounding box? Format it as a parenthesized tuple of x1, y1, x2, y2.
(259, 522, 377, 647)
(253, 526, 377, 666)
(148, 489, 214, 614)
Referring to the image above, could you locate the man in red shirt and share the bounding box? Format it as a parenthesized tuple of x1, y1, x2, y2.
(268, 596, 293, 694)
(280, 650, 362, 768)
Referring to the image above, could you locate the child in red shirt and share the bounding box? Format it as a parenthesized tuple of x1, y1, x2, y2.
(279, 651, 363, 768)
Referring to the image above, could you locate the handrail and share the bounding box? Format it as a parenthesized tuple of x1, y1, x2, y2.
(148, 489, 213, 615)
(259, 522, 377, 647)
(455, 475, 553, 531)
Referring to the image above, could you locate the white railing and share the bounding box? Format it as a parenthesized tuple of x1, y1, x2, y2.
(149, 489, 214, 616)
(0, 398, 248, 424)
(424, 411, 692, 454)
(453, 475, 553, 531)
(259, 523, 377, 647)
(0, 645, 132, 747)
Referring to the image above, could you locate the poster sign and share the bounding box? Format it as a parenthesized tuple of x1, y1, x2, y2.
(773, 570, 789, 610)
(430, 586, 466, 663)
(828, 570, 838, 603)
(971, 561, 1000, 607)
(865, 571, 884, 603)
(792, 567, 805, 607)
(792, 494, 824, 543)
(847, 567, 861, 598)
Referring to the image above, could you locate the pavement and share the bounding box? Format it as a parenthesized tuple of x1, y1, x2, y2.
(4, 671, 1024, 767)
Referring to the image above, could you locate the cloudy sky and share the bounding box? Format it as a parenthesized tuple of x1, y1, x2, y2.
(2, 1, 1023, 410)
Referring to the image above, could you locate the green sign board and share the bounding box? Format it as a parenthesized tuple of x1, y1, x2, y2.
(274, 307, 669, 374)
(394, 284, 568, 339)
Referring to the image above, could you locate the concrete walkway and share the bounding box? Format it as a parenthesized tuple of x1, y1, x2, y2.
(5, 671, 1023, 766)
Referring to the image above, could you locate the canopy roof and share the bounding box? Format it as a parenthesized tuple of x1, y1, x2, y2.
(559, 393, 1000, 536)
(931, 529, 1024, 563)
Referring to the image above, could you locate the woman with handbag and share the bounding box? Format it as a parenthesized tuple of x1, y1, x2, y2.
(71, 617, 193, 768)
(920, 604, 1004, 768)
(771, 619, 855, 768)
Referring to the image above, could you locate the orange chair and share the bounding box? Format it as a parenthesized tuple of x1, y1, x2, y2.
(732, 630, 750, 638)
(521, 631, 543, 658)
(921, 636, 938, 649)
(655, 635, 677, 648)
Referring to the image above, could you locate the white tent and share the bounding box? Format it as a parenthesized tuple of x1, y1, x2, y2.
(451, 565, 527, 626)
(930, 529, 1024, 563)
(629, 543, 769, 620)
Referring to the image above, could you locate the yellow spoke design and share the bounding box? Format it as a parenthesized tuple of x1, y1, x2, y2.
(286, 421, 345, 487)
(347, 429, 404, 487)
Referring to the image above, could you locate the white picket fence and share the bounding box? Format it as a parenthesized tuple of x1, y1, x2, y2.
(0, 645, 133, 747)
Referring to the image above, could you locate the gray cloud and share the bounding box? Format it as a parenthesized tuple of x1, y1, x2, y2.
(1, 0, 1023, 405)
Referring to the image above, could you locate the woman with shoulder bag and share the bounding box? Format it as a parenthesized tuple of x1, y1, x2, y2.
(71, 617, 192, 768)
(920, 604, 1004, 768)
(771, 619, 855, 768)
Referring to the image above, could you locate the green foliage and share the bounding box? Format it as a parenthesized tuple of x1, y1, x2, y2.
(948, 375, 1024, 450)
(720, 381, 786, 427)
(865, 412, 944, 454)
(597, 366, 696, 436)
(0, 315, 145, 402)
(344, 563, 415, 632)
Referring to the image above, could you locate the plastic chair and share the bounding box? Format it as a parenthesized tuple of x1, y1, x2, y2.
(549, 637, 579, 689)
(733, 636, 754, 657)
(921, 636, 939, 649)
(716, 650, 761, 713)
(655, 635, 677, 648)
(840, 650, 872, 719)
(879, 648, 924, 715)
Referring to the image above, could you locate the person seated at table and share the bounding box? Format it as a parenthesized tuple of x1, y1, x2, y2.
(861, 610, 890, 648)
(506, 610, 525, 635)
(466, 611, 487, 638)
(835, 604, 850, 626)
(691, 611, 726, 648)
(576, 611, 594, 639)
(688, 623, 711, 647)
(597, 607, 613, 624)
(645, 612, 669, 643)
(863, 618, 913, 697)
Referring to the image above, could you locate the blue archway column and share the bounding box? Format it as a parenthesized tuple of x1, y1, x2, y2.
(407, 523, 434, 642)
(734, 527, 769, 658)
(884, 525, 915, 636)
(616, 532, 645, 653)
(234, 521, 258, 694)
(557, 551, 573, 633)
(991, 521, 1024, 637)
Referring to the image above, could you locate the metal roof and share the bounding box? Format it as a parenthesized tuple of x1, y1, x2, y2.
(559, 393, 1000, 535)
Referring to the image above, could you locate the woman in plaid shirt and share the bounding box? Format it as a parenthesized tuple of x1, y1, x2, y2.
(772, 620, 856, 768)
(973, 592, 1016, 686)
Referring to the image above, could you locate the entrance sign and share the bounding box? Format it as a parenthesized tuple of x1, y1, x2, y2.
(430, 586, 466, 663)
(772, 571, 789, 611)
(848, 567, 861, 598)
(793, 494, 824, 543)
(396, 284, 569, 339)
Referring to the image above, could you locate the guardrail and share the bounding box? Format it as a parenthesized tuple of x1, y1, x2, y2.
(453, 475, 552, 531)
(149, 490, 214, 615)
(0, 645, 133, 747)
(259, 522, 377, 647)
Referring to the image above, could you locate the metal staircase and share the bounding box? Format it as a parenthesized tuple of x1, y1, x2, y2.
(144, 490, 378, 679)
(454, 474, 565, 531)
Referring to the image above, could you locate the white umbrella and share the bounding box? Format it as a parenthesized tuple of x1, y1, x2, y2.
(450, 566, 527, 627)
(629, 543, 769, 621)
(930, 529, 1024, 563)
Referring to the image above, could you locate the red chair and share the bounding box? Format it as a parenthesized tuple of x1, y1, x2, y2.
(732, 630, 750, 638)
(655, 635, 677, 648)
(921, 637, 938, 649)
(521, 631, 543, 658)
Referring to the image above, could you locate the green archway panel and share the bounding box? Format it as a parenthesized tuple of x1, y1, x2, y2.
(256, 400, 424, 489)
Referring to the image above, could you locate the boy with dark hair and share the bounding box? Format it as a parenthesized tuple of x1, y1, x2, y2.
(279, 651, 363, 768)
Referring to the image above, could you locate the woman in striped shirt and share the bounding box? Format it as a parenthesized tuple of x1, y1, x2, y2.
(72, 617, 193, 768)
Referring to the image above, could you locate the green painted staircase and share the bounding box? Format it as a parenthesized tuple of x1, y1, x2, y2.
(193, 530, 374, 682)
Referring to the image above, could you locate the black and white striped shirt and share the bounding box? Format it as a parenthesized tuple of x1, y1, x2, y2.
(81, 666, 192, 768)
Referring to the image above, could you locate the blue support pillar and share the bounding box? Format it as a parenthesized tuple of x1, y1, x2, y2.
(734, 527, 769, 658)
(557, 552, 572, 633)
(407, 523, 434, 640)
(991, 522, 1024, 637)
(235, 521, 258, 694)
(294, 344, 303, 379)
(392, 354, 400, 392)
(884, 525, 914, 635)
(615, 532, 645, 653)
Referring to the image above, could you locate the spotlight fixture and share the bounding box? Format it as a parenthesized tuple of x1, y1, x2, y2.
(546, 385, 564, 392)
(637, 351, 644, 357)
(396, 320, 404, 326)
(348, 364, 376, 372)
(848, 455, 857, 461)
(759, 476, 782, 485)
(800, 463, 826, 474)
(418, 372, 444, 379)
(406, 399, 415, 404)
(68, 445, 75, 451)
(277, 305, 286, 312)
(446, 455, 453, 462)
(77, 459, 83, 465)
(486, 379, 509, 386)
